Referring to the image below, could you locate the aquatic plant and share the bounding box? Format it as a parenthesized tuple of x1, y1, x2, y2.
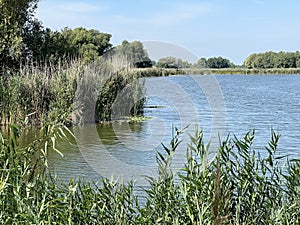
(0, 57, 145, 126)
(0, 125, 299, 224)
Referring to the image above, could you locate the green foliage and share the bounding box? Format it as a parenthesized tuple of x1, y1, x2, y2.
(206, 57, 232, 69)
(61, 27, 112, 63)
(177, 58, 192, 69)
(195, 57, 208, 68)
(244, 51, 300, 69)
(22, 19, 51, 60)
(156, 56, 192, 69)
(0, 124, 137, 224)
(24, 27, 113, 64)
(0, 63, 77, 126)
(193, 57, 235, 69)
(0, 126, 299, 224)
(0, 0, 113, 70)
(156, 56, 179, 68)
(111, 40, 152, 68)
(0, 59, 145, 126)
(95, 70, 145, 121)
(0, 0, 39, 71)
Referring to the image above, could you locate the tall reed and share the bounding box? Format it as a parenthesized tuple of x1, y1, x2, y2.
(1, 125, 299, 224)
(0, 57, 145, 126)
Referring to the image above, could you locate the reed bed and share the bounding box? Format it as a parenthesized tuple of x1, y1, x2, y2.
(129, 67, 300, 77)
(0, 125, 299, 224)
(0, 58, 145, 126)
(208, 68, 300, 75)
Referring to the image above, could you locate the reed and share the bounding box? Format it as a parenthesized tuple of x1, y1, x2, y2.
(208, 68, 300, 75)
(0, 125, 299, 224)
(128, 67, 300, 77)
(0, 58, 145, 126)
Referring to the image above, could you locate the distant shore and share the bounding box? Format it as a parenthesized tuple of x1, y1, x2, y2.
(130, 67, 300, 77)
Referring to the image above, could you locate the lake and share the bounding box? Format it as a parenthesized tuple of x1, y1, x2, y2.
(46, 74, 300, 185)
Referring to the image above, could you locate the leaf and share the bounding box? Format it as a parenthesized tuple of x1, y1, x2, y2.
(51, 136, 64, 157)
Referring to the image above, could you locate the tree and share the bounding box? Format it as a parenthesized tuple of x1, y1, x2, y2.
(0, 0, 39, 70)
(296, 51, 300, 68)
(61, 27, 112, 63)
(206, 57, 231, 68)
(156, 57, 193, 69)
(244, 54, 256, 69)
(22, 18, 54, 61)
(177, 59, 192, 68)
(113, 40, 152, 68)
(244, 51, 298, 69)
(156, 57, 178, 68)
(195, 58, 207, 68)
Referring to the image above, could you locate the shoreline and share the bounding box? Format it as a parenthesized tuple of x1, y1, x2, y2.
(130, 67, 300, 77)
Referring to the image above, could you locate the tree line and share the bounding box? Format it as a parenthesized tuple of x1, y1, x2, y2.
(156, 52, 300, 70)
(156, 56, 236, 69)
(244, 51, 300, 69)
(2, 1, 300, 73)
(0, 0, 152, 74)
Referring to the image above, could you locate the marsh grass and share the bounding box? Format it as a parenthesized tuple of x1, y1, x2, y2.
(0, 125, 299, 224)
(0, 58, 145, 126)
(208, 68, 300, 75)
(129, 67, 300, 77)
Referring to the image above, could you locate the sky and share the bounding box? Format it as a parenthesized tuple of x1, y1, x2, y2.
(36, 0, 300, 65)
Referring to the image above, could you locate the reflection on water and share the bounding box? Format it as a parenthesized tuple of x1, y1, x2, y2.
(7, 74, 300, 184)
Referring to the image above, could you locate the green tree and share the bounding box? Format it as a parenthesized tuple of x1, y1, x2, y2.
(195, 58, 207, 68)
(156, 57, 178, 68)
(22, 19, 55, 61)
(0, 0, 39, 70)
(113, 40, 152, 68)
(207, 57, 231, 68)
(244, 54, 256, 69)
(296, 51, 300, 68)
(252, 54, 265, 68)
(61, 27, 112, 63)
(177, 58, 192, 68)
(244, 51, 298, 69)
(156, 57, 192, 69)
(262, 51, 276, 68)
(281, 52, 296, 68)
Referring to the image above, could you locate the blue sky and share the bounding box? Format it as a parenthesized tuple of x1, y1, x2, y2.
(36, 0, 300, 65)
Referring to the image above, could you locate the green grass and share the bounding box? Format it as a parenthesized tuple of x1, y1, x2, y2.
(0, 125, 299, 224)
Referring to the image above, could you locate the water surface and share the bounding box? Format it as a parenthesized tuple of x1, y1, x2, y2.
(45, 74, 300, 184)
